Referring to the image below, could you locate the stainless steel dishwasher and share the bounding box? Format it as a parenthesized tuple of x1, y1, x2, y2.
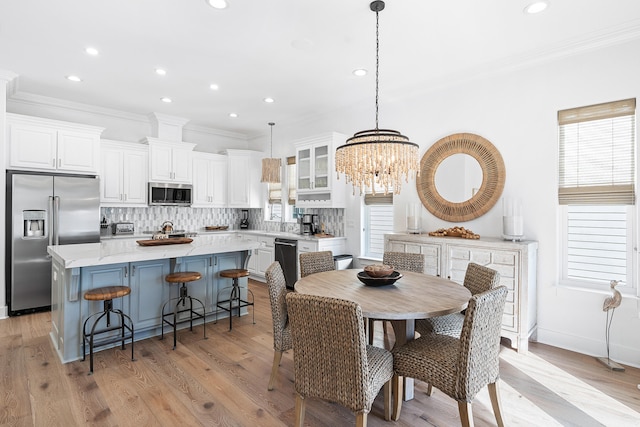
(274, 238, 298, 289)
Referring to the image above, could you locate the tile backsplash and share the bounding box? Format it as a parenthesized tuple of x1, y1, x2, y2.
(100, 206, 345, 236)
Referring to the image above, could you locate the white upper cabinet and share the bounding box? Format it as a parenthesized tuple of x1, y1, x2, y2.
(100, 140, 148, 206)
(224, 149, 264, 208)
(192, 152, 227, 208)
(7, 113, 103, 174)
(144, 137, 195, 183)
(294, 132, 347, 208)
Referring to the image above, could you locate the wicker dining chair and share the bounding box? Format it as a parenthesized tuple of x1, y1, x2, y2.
(299, 251, 335, 278)
(415, 262, 501, 339)
(265, 261, 292, 391)
(392, 286, 508, 427)
(382, 251, 425, 274)
(286, 292, 393, 427)
(369, 252, 426, 346)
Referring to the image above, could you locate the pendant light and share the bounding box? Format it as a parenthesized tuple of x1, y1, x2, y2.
(335, 0, 419, 195)
(261, 122, 281, 183)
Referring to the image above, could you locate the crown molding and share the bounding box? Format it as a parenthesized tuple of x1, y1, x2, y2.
(7, 91, 249, 140)
(185, 122, 248, 141)
(8, 91, 149, 123)
(0, 69, 19, 96)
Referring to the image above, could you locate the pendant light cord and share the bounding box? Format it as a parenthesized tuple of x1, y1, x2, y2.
(375, 7, 380, 131)
(268, 122, 275, 157)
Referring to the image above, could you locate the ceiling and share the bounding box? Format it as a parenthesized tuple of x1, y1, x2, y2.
(1, 0, 640, 138)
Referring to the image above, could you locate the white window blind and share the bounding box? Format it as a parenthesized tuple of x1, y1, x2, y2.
(363, 193, 394, 259)
(564, 205, 631, 285)
(558, 98, 636, 205)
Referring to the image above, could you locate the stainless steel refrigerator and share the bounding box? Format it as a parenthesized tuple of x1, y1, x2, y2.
(7, 172, 100, 315)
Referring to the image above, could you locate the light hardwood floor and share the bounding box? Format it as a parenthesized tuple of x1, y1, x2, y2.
(1, 279, 639, 426)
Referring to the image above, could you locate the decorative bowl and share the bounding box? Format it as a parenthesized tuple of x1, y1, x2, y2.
(363, 264, 394, 278)
(357, 271, 403, 287)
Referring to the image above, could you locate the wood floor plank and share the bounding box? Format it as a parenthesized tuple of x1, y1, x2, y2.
(2, 280, 640, 427)
(23, 335, 82, 426)
(0, 334, 31, 425)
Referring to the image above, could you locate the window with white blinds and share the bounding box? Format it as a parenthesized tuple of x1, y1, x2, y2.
(558, 98, 637, 291)
(266, 156, 296, 222)
(363, 194, 394, 259)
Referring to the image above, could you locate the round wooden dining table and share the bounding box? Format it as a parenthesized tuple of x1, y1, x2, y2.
(294, 268, 472, 400)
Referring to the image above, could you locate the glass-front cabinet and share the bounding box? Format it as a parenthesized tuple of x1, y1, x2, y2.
(294, 132, 347, 208)
(296, 144, 329, 192)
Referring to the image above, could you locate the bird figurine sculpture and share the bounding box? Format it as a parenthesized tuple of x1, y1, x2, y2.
(598, 279, 625, 371)
(602, 280, 622, 312)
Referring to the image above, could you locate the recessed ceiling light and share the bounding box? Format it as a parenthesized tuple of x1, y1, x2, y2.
(66, 75, 82, 82)
(229, 113, 238, 118)
(206, 0, 228, 9)
(210, 84, 219, 90)
(264, 97, 275, 103)
(353, 69, 368, 77)
(155, 68, 167, 76)
(160, 97, 172, 103)
(524, 1, 549, 14)
(85, 47, 99, 56)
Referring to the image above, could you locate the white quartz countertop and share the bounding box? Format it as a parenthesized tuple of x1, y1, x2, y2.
(100, 229, 347, 242)
(48, 234, 261, 269)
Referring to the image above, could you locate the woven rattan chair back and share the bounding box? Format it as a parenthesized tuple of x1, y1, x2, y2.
(415, 262, 501, 338)
(382, 251, 425, 273)
(299, 251, 335, 278)
(463, 262, 501, 296)
(392, 286, 508, 426)
(265, 261, 292, 390)
(456, 286, 507, 399)
(286, 292, 393, 425)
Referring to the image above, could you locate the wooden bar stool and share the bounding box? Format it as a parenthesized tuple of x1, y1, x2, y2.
(82, 285, 134, 374)
(161, 271, 206, 349)
(216, 268, 254, 330)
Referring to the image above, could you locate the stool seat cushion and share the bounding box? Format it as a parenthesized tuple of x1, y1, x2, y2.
(84, 285, 131, 301)
(219, 269, 250, 279)
(165, 271, 203, 283)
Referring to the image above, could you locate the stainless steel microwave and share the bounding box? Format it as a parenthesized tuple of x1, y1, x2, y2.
(148, 182, 192, 206)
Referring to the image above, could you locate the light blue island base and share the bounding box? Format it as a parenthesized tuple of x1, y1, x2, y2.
(48, 234, 261, 364)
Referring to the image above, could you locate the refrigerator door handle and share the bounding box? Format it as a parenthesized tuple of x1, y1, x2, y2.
(53, 196, 60, 245)
(48, 196, 54, 246)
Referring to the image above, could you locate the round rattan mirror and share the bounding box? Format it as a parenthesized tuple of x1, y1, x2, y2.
(417, 133, 505, 222)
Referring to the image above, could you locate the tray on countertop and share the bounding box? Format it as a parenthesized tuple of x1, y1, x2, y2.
(313, 233, 334, 238)
(204, 225, 229, 231)
(136, 237, 193, 246)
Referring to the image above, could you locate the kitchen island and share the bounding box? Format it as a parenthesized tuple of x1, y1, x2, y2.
(48, 233, 260, 363)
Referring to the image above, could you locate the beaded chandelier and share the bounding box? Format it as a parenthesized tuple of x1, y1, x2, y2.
(335, 0, 419, 195)
(261, 122, 281, 183)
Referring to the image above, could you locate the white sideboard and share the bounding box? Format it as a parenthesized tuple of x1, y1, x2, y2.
(385, 233, 537, 353)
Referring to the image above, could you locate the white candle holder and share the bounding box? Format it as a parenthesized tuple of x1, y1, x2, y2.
(502, 197, 524, 241)
(407, 203, 422, 234)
